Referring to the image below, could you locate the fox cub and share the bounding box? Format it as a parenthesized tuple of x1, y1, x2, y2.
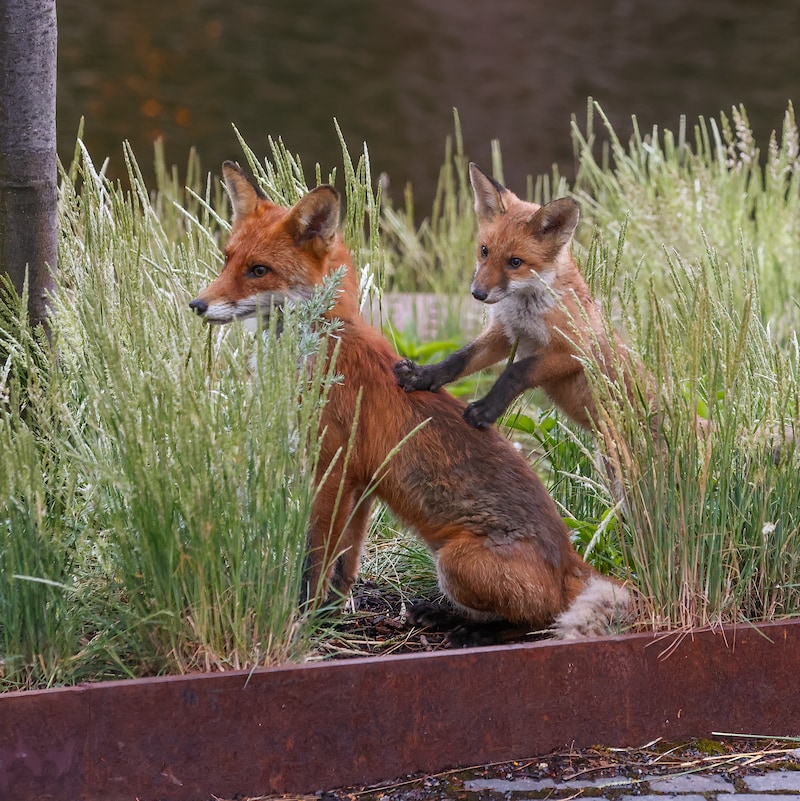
(189, 162, 630, 642)
(395, 162, 631, 432)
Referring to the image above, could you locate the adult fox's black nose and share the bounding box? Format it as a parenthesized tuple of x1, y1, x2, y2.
(471, 286, 488, 302)
(189, 298, 208, 316)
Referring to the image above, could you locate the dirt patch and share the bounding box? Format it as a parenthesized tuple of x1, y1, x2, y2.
(312, 580, 547, 659)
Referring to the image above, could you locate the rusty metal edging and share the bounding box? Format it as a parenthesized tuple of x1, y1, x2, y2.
(1, 619, 799, 800)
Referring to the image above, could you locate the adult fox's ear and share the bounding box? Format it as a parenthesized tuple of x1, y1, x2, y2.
(222, 161, 265, 222)
(527, 197, 580, 254)
(469, 162, 508, 221)
(285, 185, 341, 251)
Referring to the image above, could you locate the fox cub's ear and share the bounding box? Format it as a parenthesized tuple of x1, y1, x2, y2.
(527, 197, 580, 252)
(285, 185, 341, 250)
(222, 161, 266, 222)
(469, 162, 508, 221)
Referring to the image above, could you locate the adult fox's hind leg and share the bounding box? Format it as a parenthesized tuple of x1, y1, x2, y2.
(429, 531, 568, 633)
(407, 529, 563, 647)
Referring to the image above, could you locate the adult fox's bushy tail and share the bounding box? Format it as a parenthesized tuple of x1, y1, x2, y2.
(553, 576, 632, 639)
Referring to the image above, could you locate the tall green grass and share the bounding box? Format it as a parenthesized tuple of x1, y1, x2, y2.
(0, 291, 81, 687)
(562, 101, 800, 628)
(572, 99, 800, 329)
(3, 102, 800, 689)
(0, 138, 349, 688)
(583, 236, 800, 628)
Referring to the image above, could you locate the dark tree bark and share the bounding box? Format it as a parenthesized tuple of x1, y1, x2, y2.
(0, 0, 58, 329)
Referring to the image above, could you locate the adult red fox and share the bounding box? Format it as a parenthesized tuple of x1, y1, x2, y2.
(189, 161, 630, 642)
(395, 162, 629, 432)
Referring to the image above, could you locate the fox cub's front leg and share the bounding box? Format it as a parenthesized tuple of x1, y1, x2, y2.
(462, 355, 537, 429)
(394, 346, 474, 393)
(395, 323, 513, 394)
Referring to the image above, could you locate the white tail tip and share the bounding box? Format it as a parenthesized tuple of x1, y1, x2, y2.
(553, 576, 632, 640)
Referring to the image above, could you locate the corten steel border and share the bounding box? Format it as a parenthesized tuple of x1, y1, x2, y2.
(1, 619, 799, 800)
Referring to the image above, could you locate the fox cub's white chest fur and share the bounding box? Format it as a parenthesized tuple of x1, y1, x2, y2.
(492, 269, 559, 357)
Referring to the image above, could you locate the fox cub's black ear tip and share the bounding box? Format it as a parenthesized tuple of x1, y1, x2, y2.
(308, 184, 341, 219)
(222, 161, 265, 218)
(553, 196, 581, 221)
(469, 162, 507, 193)
(530, 196, 581, 241)
(223, 161, 268, 203)
(470, 163, 508, 219)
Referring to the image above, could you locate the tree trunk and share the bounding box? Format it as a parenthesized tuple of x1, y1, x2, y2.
(0, 0, 58, 329)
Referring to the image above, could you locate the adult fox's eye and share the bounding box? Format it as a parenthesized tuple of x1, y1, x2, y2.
(251, 264, 271, 277)
(480, 245, 488, 258)
(509, 257, 522, 269)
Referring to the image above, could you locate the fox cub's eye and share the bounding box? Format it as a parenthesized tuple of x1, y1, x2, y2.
(250, 264, 271, 277)
(480, 245, 488, 258)
(509, 257, 522, 269)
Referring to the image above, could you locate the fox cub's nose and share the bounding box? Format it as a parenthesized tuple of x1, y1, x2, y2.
(189, 298, 208, 316)
(472, 286, 488, 302)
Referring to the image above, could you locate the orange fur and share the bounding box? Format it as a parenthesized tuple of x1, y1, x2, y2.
(395, 162, 637, 433)
(189, 162, 630, 639)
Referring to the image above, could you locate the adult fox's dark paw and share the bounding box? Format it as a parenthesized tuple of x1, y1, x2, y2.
(445, 622, 507, 648)
(407, 600, 460, 629)
(408, 602, 537, 648)
(446, 620, 544, 648)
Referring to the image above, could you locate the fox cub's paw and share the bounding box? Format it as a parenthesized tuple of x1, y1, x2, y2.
(462, 398, 500, 429)
(394, 359, 441, 392)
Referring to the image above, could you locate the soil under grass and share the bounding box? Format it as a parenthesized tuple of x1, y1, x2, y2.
(312, 579, 550, 659)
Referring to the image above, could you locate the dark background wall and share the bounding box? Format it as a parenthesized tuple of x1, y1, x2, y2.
(56, 0, 800, 206)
